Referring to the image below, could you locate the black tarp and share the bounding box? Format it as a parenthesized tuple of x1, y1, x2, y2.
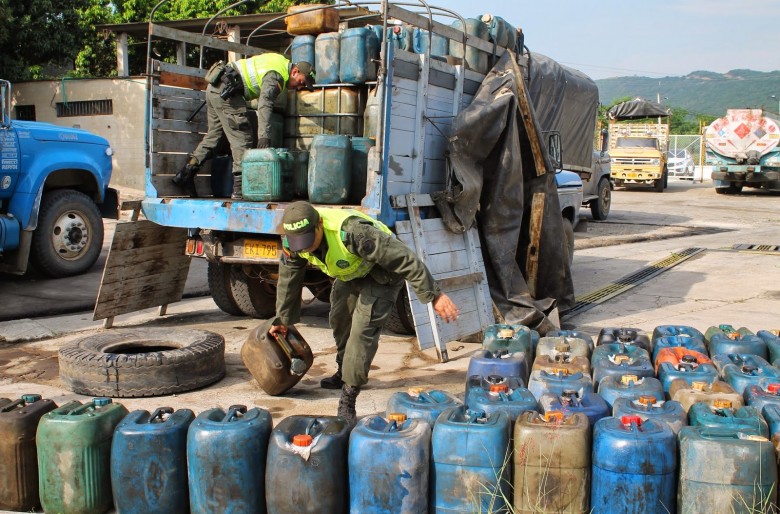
(526, 53, 599, 171)
(436, 51, 580, 334)
(608, 97, 670, 120)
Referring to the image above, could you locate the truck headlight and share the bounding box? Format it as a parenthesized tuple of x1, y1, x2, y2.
(611, 158, 618, 164)
(105, 147, 114, 157)
(650, 159, 660, 166)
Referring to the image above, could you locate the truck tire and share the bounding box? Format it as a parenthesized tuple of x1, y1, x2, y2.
(58, 328, 225, 397)
(385, 287, 415, 335)
(562, 218, 575, 265)
(230, 265, 276, 318)
(654, 177, 664, 192)
(716, 185, 743, 195)
(30, 190, 104, 278)
(207, 261, 244, 316)
(590, 178, 611, 220)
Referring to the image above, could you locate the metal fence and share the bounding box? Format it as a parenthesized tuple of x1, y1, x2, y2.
(669, 135, 703, 165)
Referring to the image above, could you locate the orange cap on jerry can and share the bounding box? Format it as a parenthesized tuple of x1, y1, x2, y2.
(620, 375, 639, 386)
(388, 413, 407, 422)
(490, 384, 509, 393)
(544, 411, 564, 422)
(713, 399, 732, 409)
(293, 434, 313, 447)
(691, 381, 707, 391)
(637, 395, 657, 405)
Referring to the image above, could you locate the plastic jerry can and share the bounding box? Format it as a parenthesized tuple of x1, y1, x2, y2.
(467, 349, 529, 385)
(308, 134, 352, 204)
(291, 35, 315, 67)
(546, 329, 594, 351)
(611, 396, 687, 434)
(37, 398, 128, 514)
(762, 404, 780, 438)
(284, 87, 362, 150)
(266, 416, 350, 514)
(482, 323, 534, 355)
(652, 335, 709, 363)
(386, 388, 462, 426)
(339, 27, 379, 84)
(759, 329, 780, 362)
(241, 317, 314, 396)
(597, 326, 653, 353)
(465, 376, 538, 421)
(590, 344, 654, 389)
(712, 353, 780, 394)
(597, 374, 665, 411)
(349, 414, 430, 514)
(531, 353, 590, 377)
(480, 14, 517, 49)
(449, 18, 490, 74)
(688, 402, 768, 437)
(0, 394, 57, 511)
(669, 379, 744, 412)
(386, 22, 414, 51)
(743, 381, 780, 413)
(708, 325, 767, 360)
(431, 406, 511, 513)
(362, 86, 379, 139)
(290, 150, 309, 199)
(657, 354, 718, 395)
(538, 388, 609, 426)
(285, 4, 339, 35)
(535, 335, 591, 361)
(527, 369, 592, 400)
(678, 427, 777, 513)
(651, 324, 705, 344)
(111, 407, 194, 514)
(412, 27, 449, 57)
(187, 405, 272, 514)
(241, 148, 293, 201)
(314, 32, 340, 85)
(513, 411, 590, 514)
(348, 136, 374, 204)
(591, 416, 677, 514)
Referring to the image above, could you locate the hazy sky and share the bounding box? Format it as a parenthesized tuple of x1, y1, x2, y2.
(425, 0, 780, 80)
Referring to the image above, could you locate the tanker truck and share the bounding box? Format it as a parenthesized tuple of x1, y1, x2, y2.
(705, 109, 780, 194)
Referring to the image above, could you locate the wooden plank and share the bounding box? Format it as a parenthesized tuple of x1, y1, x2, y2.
(525, 192, 545, 297)
(153, 98, 208, 123)
(152, 118, 208, 134)
(150, 24, 265, 56)
(160, 71, 207, 91)
(94, 220, 191, 321)
(154, 84, 206, 102)
(153, 130, 205, 153)
(156, 61, 208, 79)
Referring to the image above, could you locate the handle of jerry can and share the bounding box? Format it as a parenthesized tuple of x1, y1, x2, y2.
(384, 420, 400, 433)
(305, 418, 323, 438)
(417, 391, 435, 404)
(149, 407, 174, 423)
(224, 405, 247, 423)
(0, 399, 25, 412)
(273, 332, 307, 376)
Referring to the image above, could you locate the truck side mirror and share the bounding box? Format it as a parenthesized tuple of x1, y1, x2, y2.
(547, 131, 562, 170)
(0, 79, 10, 127)
(600, 128, 608, 154)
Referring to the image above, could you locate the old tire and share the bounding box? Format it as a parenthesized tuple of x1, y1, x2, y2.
(654, 177, 664, 192)
(230, 265, 276, 318)
(590, 178, 611, 220)
(716, 185, 743, 195)
(385, 287, 415, 335)
(562, 218, 575, 265)
(30, 190, 104, 278)
(207, 261, 244, 316)
(58, 328, 225, 397)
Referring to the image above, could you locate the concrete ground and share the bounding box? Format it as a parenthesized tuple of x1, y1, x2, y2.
(0, 179, 778, 513)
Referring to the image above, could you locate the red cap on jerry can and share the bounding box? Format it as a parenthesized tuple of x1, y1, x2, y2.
(768, 383, 780, 394)
(621, 415, 642, 427)
(293, 434, 313, 447)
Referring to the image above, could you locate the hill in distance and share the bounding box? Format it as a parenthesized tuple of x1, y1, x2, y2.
(596, 69, 780, 117)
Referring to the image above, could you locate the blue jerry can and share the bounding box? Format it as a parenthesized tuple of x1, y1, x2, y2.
(546, 329, 595, 351)
(597, 327, 653, 353)
(308, 134, 352, 204)
(743, 381, 780, 413)
(386, 388, 462, 426)
(591, 416, 677, 514)
(759, 329, 780, 363)
(291, 35, 315, 68)
(314, 32, 340, 85)
(652, 335, 709, 363)
(709, 328, 768, 360)
(688, 402, 768, 437)
(535, 335, 591, 361)
(612, 396, 687, 434)
(712, 353, 780, 394)
(597, 374, 665, 410)
(339, 27, 379, 84)
(482, 323, 536, 355)
(111, 407, 194, 514)
(465, 375, 537, 421)
(538, 388, 609, 426)
(651, 324, 705, 344)
(187, 405, 272, 514)
(527, 369, 592, 400)
(591, 344, 654, 389)
(467, 349, 530, 385)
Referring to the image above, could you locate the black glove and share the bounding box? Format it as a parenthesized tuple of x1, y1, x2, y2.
(257, 138, 271, 149)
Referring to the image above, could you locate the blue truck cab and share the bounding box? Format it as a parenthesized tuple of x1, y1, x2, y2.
(0, 79, 117, 277)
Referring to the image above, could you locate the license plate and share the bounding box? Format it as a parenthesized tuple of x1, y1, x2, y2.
(243, 239, 279, 259)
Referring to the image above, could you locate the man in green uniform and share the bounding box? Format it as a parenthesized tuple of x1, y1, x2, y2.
(173, 54, 315, 199)
(271, 201, 459, 425)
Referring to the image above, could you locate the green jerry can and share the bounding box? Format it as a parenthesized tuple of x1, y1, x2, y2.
(37, 397, 128, 514)
(242, 148, 294, 201)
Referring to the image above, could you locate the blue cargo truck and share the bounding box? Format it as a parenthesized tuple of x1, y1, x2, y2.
(0, 79, 117, 278)
(97, 2, 597, 360)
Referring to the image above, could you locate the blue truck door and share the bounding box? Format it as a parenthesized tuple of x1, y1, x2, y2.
(0, 126, 20, 199)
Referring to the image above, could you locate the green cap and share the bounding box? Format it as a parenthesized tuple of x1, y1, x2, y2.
(281, 201, 320, 251)
(293, 61, 316, 91)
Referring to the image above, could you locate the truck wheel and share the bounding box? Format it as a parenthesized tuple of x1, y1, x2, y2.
(654, 178, 664, 192)
(562, 218, 575, 265)
(58, 328, 225, 397)
(590, 178, 611, 220)
(716, 184, 743, 195)
(385, 287, 415, 335)
(207, 262, 244, 316)
(230, 265, 276, 318)
(30, 190, 104, 278)
(663, 166, 669, 189)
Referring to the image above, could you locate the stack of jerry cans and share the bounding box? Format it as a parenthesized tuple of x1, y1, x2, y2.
(37, 397, 128, 514)
(514, 411, 590, 513)
(267, 415, 350, 513)
(0, 394, 56, 512)
(432, 406, 511, 512)
(111, 407, 194, 514)
(188, 405, 272, 513)
(349, 413, 429, 513)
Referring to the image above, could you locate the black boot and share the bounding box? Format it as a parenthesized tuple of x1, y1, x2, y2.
(337, 384, 360, 427)
(320, 362, 343, 389)
(231, 172, 243, 200)
(172, 156, 200, 197)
